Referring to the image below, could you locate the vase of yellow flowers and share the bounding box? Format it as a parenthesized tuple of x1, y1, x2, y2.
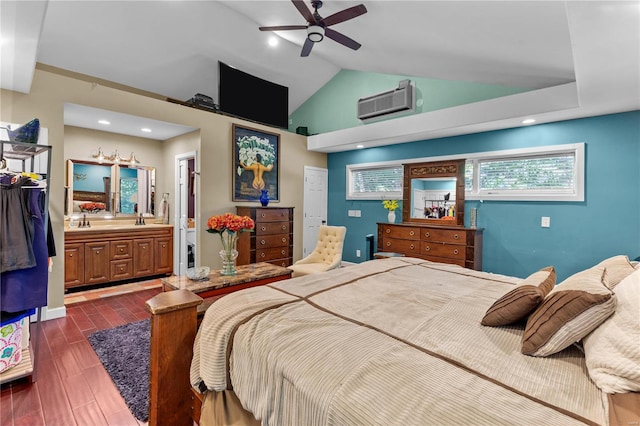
(207, 213, 255, 275)
(382, 199, 399, 223)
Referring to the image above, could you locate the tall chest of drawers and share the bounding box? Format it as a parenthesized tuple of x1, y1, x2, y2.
(377, 223, 483, 270)
(236, 206, 294, 267)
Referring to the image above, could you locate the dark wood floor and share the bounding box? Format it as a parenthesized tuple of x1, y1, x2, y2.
(1, 287, 162, 426)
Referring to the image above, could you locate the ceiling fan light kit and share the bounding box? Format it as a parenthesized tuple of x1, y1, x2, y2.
(259, 0, 367, 57)
(307, 25, 324, 42)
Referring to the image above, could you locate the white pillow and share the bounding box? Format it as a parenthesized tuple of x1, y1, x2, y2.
(583, 268, 640, 393)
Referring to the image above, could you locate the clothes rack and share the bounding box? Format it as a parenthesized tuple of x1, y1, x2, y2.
(0, 138, 52, 384)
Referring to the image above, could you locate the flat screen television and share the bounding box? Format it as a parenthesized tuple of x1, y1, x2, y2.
(218, 61, 289, 129)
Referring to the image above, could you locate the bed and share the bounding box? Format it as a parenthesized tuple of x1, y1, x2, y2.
(72, 190, 108, 213)
(146, 256, 640, 426)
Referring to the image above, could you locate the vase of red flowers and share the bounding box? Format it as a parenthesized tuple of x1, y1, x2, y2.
(207, 213, 255, 276)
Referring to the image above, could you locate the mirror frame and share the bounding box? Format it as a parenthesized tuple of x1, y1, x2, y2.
(402, 159, 465, 227)
(65, 159, 156, 218)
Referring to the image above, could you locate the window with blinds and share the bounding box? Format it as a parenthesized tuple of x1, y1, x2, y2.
(347, 165, 403, 199)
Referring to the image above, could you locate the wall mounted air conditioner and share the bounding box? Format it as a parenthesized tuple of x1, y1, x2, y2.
(357, 80, 414, 120)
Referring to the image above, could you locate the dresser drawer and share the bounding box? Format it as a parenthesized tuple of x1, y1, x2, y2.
(256, 246, 290, 262)
(110, 240, 133, 260)
(420, 242, 466, 260)
(380, 225, 421, 240)
(266, 258, 292, 268)
(255, 208, 290, 222)
(110, 259, 133, 280)
(255, 221, 290, 235)
(421, 228, 467, 245)
(382, 237, 420, 255)
(255, 234, 290, 248)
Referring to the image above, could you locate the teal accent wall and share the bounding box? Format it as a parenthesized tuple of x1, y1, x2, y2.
(289, 69, 531, 134)
(327, 111, 640, 281)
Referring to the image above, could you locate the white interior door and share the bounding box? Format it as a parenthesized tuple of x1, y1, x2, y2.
(174, 152, 197, 276)
(302, 166, 328, 257)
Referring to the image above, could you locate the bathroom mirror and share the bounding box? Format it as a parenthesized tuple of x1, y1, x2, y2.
(66, 159, 156, 217)
(402, 159, 465, 227)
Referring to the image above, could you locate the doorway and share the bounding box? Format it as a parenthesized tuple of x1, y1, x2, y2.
(174, 152, 197, 276)
(302, 166, 328, 257)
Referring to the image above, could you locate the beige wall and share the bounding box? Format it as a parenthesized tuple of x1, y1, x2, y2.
(0, 68, 326, 315)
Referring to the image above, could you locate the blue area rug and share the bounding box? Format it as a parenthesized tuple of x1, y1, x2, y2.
(87, 319, 150, 422)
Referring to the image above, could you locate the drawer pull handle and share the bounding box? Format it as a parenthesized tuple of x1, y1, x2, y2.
(386, 229, 390, 234)
(69, 254, 73, 257)
(386, 242, 391, 247)
(120, 267, 124, 271)
(281, 250, 286, 255)
(425, 232, 430, 238)
(453, 249, 459, 255)
(162, 244, 166, 248)
(261, 253, 265, 258)
(454, 234, 460, 240)
(282, 238, 286, 243)
(261, 213, 266, 218)
(410, 244, 415, 250)
(261, 240, 266, 245)
(261, 226, 267, 231)
(425, 246, 431, 252)
(409, 230, 415, 236)
(120, 248, 124, 252)
(282, 225, 286, 230)
(96, 251, 100, 254)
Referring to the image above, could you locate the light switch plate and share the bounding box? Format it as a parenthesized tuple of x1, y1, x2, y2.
(541, 216, 551, 228)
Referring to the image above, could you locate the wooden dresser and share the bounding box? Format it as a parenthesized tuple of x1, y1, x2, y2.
(64, 225, 173, 290)
(236, 206, 294, 267)
(377, 223, 483, 270)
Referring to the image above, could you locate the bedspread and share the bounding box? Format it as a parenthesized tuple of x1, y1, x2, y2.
(191, 258, 608, 425)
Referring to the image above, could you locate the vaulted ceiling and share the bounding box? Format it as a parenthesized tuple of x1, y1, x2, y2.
(2, 1, 639, 148)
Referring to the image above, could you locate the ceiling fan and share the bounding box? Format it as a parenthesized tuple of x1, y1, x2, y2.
(259, 0, 367, 57)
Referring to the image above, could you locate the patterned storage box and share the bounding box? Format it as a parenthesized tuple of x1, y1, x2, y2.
(0, 318, 24, 373)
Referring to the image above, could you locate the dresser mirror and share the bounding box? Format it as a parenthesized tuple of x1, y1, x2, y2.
(66, 159, 155, 217)
(402, 159, 465, 227)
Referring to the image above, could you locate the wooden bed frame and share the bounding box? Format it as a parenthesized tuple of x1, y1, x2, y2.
(145, 290, 203, 426)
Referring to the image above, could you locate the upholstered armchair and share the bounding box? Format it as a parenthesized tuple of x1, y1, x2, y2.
(288, 225, 347, 278)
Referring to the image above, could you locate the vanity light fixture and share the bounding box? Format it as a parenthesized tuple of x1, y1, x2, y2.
(92, 147, 141, 164)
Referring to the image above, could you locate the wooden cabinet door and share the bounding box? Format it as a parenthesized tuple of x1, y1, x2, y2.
(133, 238, 154, 277)
(85, 241, 110, 285)
(64, 243, 85, 288)
(154, 237, 173, 274)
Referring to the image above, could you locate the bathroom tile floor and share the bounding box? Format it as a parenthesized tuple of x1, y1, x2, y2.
(64, 279, 163, 305)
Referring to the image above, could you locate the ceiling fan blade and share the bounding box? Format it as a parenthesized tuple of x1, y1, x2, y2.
(321, 4, 367, 27)
(325, 27, 361, 50)
(259, 25, 308, 31)
(292, 0, 316, 24)
(301, 38, 314, 57)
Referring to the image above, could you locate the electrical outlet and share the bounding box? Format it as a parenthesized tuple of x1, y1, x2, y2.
(355, 210, 361, 217)
(541, 216, 551, 228)
(356, 249, 361, 257)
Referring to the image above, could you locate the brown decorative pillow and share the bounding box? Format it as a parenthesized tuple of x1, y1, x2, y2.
(522, 266, 616, 357)
(481, 266, 555, 326)
(593, 255, 637, 289)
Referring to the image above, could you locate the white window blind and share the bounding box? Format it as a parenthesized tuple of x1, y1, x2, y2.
(478, 153, 575, 192)
(347, 165, 403, 199)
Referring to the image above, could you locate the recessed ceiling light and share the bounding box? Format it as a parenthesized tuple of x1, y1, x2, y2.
(521, 118, 536, 125)
(98, 120, 111, 125)
(356, 144, 364, 149)
(141, 128, 152, 133)
(268, 36, 278, 47)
